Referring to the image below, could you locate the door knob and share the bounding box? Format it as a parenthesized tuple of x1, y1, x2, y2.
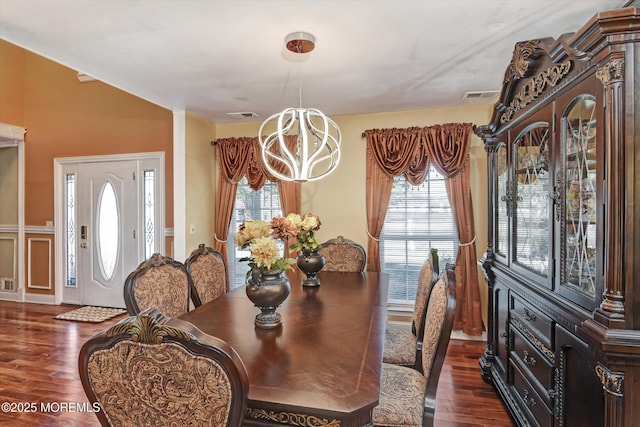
(80, 242, 88, 249)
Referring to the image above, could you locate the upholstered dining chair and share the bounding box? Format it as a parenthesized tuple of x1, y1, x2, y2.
(78, 308, 249, 427)
(383, 248, 439, 369)
(123, 253, 191, 318)
(319, 235, 367, 272)
(185, 243, 228, 307)
(372, 263, 457, 427)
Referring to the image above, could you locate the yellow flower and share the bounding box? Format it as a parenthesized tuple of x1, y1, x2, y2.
(300, 213, 320, 231)
(285, 213, 303, 228)
(249, 236, 280, 270)
(235, 220, 271, 248)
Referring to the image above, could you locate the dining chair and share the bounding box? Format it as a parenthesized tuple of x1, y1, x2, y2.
(383, 248, 439, 369)
(319, 235, 367, 272)
(185, 243, 228, 307)
(78, 308, 249, 427)
(123, 253, 191, 318)
(372, 263, 457, 427)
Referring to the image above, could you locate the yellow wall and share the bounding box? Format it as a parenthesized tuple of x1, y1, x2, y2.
(0, 40, 174, 296)
(185, 112, 216, 253)
(215, 104, 492, 325)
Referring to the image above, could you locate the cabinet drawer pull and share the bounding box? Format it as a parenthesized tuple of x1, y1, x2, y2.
(523, 308, 537, 322)
(523, 350, 537, 366)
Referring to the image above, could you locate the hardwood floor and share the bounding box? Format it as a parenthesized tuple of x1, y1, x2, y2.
(0, 301, 514, 426)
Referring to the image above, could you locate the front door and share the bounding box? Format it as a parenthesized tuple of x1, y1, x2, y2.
(77, 161, 138, 308)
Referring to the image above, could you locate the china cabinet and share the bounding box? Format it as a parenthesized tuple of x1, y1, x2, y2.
(474, 7, 639, 426)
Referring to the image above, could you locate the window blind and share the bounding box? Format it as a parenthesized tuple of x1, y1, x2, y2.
(380, 168, 458, 304)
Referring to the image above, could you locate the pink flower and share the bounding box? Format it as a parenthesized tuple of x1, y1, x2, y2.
(270, 216, 298, 241)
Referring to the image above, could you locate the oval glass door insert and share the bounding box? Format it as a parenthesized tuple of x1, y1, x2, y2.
(97, 181, 119, 280)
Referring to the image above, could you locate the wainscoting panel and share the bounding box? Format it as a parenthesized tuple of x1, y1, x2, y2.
(0, 236, 16, 292)
(28, 237, 52, 290)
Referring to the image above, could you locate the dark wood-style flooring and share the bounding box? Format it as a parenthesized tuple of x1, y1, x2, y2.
(0, 301, 514, 426)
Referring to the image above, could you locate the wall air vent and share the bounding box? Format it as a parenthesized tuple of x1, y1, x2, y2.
(463, 90, 500, 102)
(1, 278, 15, 292)
(226, 112, 259, 119)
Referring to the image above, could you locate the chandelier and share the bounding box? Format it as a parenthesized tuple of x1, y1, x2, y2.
(259, 32, 341, 182)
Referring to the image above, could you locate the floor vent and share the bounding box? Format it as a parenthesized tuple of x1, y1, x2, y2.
(1, 278, 15, 292)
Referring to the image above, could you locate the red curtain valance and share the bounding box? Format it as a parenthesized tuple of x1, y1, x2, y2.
(364, 122, 472, 183)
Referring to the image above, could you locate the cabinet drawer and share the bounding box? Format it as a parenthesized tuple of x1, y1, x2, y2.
(511, 328, 554, 407)
(511, 361, 554, 427)
(511, 297, 554, 349)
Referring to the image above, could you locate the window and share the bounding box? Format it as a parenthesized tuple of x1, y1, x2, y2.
(380, 167, 458, 305)
(226, 176, 282, 289)
(64, 173, 76, 287)
(143, 170, 155, 259)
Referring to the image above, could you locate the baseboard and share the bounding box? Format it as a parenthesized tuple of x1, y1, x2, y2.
(451, 330, 487, 341)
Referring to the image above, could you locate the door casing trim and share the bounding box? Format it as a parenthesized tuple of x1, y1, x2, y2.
(53, 152, 165, 305)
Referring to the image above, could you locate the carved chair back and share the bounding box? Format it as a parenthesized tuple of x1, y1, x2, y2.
(373, 264, 456, 427)
(185, 243, 228, 307)
(79, 308, 249, 427)
(383, 248, 440, 369)
(412, 248, 440, 337)
(124, 253, 191, 318)
(319, 235, 367, 272)
(419, 263, 457, 423)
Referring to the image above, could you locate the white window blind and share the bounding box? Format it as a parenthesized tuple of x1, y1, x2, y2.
(380, 168, 458, 305)
(226, 176, 282, 289)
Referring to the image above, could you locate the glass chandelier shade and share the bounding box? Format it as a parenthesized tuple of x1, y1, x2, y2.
(258, 31, 342, 183)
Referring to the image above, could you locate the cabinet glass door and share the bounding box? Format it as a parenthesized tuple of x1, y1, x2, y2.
(496, 143, 508, 260)
(512, 123, 550, 278)
(561, 96, 597, 299)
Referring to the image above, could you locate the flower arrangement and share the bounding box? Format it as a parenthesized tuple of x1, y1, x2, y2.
(235, 220, 295, 277)
(271, 213, 322, 253)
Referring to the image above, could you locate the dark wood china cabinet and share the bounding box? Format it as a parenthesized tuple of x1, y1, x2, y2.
(474, 7, 639, 427)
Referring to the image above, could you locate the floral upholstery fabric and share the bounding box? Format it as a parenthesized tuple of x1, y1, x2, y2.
(421, 278, 447, 378)
(88, 341, 232, 426)
(383, 259, 433, 366)
(320, 241, 365, 272)
(374, 277, 449, 426)
(133, 264, 189, 318)
(372, 363, 426, 427)
(383, 323, 417, 366)
(413, 260, 434, 334)
(191, 255, 226, 305)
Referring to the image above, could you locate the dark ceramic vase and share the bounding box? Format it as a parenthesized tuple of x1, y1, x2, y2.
(246, 268, 290, 329)
(296, 249, 326, 287)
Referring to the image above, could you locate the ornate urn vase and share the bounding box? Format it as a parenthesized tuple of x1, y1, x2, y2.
(296, 249, 326, 287)
(246, 268, 290, 329)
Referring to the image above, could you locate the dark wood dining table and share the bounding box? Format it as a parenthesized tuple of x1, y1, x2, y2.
(179, 269, 389, 427)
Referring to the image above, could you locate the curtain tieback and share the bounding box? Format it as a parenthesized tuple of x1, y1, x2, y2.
(366, 228, 380, 242)
(459, 235, 476, 247)
(214, 233, 227, 243)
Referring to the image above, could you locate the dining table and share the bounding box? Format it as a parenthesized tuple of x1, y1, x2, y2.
(179, 269, 389, 427)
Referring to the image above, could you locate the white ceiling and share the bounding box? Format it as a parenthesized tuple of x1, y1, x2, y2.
(0, 0, 630, 123)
